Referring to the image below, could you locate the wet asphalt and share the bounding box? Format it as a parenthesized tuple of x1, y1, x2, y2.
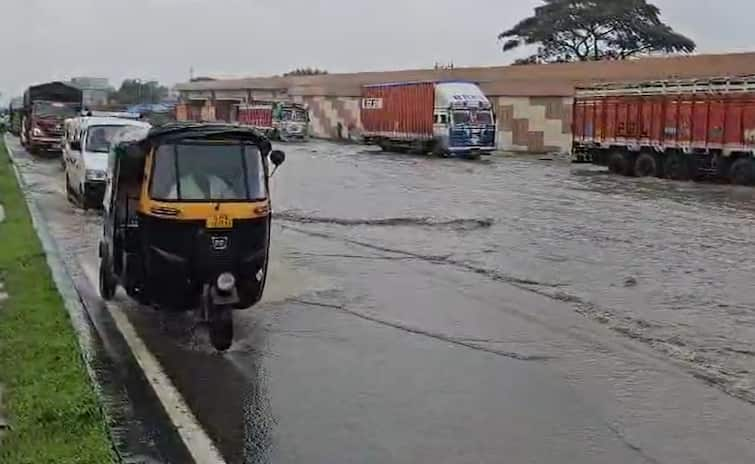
(7, 136, 755, 463)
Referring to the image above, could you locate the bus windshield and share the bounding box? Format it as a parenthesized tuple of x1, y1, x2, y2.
(150, 142, 266, 201)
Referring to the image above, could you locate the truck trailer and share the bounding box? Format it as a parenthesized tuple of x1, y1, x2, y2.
(361, 81, 496, 159)
(22, 82, 82, 155)
(572, 76, 755, 185)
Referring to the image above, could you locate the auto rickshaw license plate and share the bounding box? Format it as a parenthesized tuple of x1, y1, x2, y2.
(207, 214, 233, 229)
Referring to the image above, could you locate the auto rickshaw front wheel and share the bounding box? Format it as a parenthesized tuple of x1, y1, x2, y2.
(202, 286, 234, 351)
(209, 307, 234, 351)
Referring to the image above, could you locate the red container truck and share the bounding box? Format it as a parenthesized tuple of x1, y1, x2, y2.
(572, 75, 755, 184)
(361, 81, 496, 159)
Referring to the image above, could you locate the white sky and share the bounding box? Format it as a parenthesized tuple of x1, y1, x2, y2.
(1, 0, 754, 104)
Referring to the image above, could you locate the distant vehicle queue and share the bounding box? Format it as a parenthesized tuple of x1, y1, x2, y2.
(174, 80, 497, 158)
(7, 74, 755, 183)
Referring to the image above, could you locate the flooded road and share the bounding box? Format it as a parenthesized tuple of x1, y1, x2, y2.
(7, 136, 755, 463)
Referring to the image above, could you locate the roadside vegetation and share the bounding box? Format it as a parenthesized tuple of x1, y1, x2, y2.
(0, 139, 113, 463)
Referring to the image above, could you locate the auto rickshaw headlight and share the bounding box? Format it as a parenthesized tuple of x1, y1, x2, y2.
(217, 273, 236, 293)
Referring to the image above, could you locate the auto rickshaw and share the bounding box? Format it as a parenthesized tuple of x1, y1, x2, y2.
(99, 123, 285, 350)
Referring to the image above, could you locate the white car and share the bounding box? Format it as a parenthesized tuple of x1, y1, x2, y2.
(63, 116, 151, 209)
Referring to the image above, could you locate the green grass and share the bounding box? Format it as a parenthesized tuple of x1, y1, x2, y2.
(0, 138, 114, 463)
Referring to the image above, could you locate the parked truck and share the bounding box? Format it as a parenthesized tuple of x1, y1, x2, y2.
(361, 81, 496, 159)
(236, 101, 309, 141)
(21, 81, 82, 155)
(572, 75, 755, 185)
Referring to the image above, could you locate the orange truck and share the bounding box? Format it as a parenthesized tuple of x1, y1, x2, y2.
(572, 75, 755, 184)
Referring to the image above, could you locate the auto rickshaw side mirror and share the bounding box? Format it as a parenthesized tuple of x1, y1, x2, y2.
(270, 150, 286, 167)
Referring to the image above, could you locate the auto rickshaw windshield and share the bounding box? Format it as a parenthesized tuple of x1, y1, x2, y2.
(149, 142, 267, 201)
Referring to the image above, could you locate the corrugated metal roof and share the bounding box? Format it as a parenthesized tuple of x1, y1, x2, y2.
(177, 52, 755, 97)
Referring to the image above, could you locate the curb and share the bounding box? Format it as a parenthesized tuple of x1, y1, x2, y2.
(3, 134, 123, 462)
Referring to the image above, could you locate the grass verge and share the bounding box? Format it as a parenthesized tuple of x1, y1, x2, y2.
(0, 137, 114, 463)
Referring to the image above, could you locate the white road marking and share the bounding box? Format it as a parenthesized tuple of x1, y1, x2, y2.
(80, 211, 227, 463)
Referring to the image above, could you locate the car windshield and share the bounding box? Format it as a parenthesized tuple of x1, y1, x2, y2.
(453, 110, 472, 125)
(33, 102, 77, 118)
(473, 111, 493, 124)
(86, 125, 125, 153)
(150, 142, 266, 201)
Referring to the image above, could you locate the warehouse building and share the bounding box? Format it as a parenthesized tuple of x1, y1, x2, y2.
(176, 52, 755, 154)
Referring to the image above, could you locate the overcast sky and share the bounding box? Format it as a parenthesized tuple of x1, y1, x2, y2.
(2, 0, 754, 104)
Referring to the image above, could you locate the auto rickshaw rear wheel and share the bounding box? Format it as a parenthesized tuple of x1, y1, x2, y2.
(99, 258, 116, 301)
(209, 307, 234, 352)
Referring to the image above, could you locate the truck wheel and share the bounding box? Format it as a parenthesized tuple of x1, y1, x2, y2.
(663, 154, 691, 181)
(634, 153, 659, 177)
(431, 142, 449, 158)
(607, 152, 630, 175)
(729, 158, 755, 185)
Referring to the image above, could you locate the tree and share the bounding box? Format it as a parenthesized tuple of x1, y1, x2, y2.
(284, 68, 328, 76)
(108, 79, 169, 105)
(499, 0, 696, 63)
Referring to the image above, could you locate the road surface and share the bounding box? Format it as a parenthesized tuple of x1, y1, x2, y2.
(7, 136, 755, 464)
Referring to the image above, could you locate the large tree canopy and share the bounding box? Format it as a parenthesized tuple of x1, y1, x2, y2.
(499, 0, 696, 63)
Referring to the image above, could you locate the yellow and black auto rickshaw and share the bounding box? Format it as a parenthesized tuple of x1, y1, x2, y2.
(99, 123, 285, 350)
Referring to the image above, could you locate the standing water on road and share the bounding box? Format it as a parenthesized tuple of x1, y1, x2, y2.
(273, 141, 755, 402)
(10, 134, 755, 463)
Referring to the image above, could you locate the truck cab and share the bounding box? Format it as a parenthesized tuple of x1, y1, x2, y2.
(272, 103, 310, 141)
(23, 100, 79, 153)
(21, 82, 83, 155)
(433, 82, 496, 157)
(63, 116, 151, 209)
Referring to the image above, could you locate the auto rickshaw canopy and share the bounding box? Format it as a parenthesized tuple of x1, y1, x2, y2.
(109, 122, 272, 183)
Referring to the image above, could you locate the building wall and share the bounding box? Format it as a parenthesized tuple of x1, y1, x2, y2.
(82, 89, 109, 107)
(496, 96, 573, 153)
(292, 95, 362, 140)
(177, 52, 755, 153)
